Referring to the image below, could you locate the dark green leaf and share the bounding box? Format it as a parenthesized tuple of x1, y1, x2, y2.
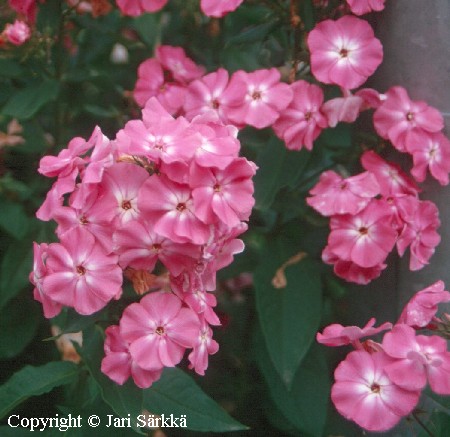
(0, 59, 24, 78)
(132, 13, 161, 48)
(225, 20, 280, 47)
(0, 240, 33, 310)
(78, 326, 144, 434)
(0, 198, 29, 240)
(0, 362, 79, 419)
(144, 368, 248, 432)
(2, 80, 60, 120)
(0, 297, 40, 359)
(253, 136, 310, 210)
(255, 332, 330, 436)
(254, 239, 322, 389)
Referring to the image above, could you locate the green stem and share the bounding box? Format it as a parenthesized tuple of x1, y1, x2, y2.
(412, 411, 435, 437)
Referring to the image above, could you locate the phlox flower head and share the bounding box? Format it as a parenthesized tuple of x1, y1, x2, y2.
(373, 86, 444, 152)
(120, 291, 200, 371)
(398, 281, 450, 328)
(307, 170, 379, 216)
(9, 0, 37, 23)
(3, 20, 31, 46)
(331, 350, 420, 432)
(345, 0, 386, 16)
(116, 0, 168, 16)
(307, 16, 383, 90)
(188, 318, 219, 375)
(317, 317, 392, 347)
(222, 68, 293, 129)
(273, 80, 327, 151)
(382, 324, 450, 394)
(200, 0, 243, 17)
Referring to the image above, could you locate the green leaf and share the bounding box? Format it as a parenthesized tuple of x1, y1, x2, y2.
(144, 368, 248, 432)
(0, 198, 29, 240)
(132, 13, 161, 48)
(0, 59, 24, 78)
(225, 20, 280, 47)
(2, 80, 60, 120)
(0, 240, 33, 310)
(255, 332, 330, 437)
(77, 326, 144, 434)
(0, 362, 79, 419)
(253, 136, 310, 210)
(254, 239, 322, 389)
(0, 297, 40, 359)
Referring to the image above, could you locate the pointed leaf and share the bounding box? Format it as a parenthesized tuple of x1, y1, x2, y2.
(0, 362, 78, 419)
(144, 368, 248, 432)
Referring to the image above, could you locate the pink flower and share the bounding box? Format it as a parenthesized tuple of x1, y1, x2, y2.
(321, 90, 364, 128)
(396, 197, 440, 271)
(373, 86, 444, 152)
(101, 325, 162, 388)
(184, 68, 232, 123)
(120, 291, 200, 371)
(273, 80, 327, 150)
(223, 68, 293, 129)
(332, 350, 420, 432)
(409, 132, 450, 185)
(42, 228, 122, 315)
(156, 46, 205, 84)
(307, 170, 380, 216)
(382, 324, 450, 394)
(116, 0, 168, 16)
(30, 243, 62, 319)
(307, 16, 383, 89)
(139, 174, 211, 245)
(3, 20, 31, 46)
(190, 158, 256, 227)
(327, 200, 397, 268)
(317, 318, 392, 347)
(360, 151, 419, 196)
(346, 0, 386, 16)
(9, 0, 36, 23)
(398, 281, 450, 328)
(188, 319, 219, 375)
(200, 0, 243, 17)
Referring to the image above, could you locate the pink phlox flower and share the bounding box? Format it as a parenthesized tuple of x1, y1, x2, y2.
(190, 119, 240, 169)
(156, 45, 205, 84)
(53, 186, 116, 252)
(101, 325, 163, 388)
(307, 170, 380, 216)
(373, 86, 444, 152)
(355, 87, 385, 109)
(273, 80, 327, 150)
(116, 0, 168, 16)
(382, 324, 450, 394)
(321, 89, 364, 128)
(331, 350, 421, 432)
(30, 242, 62, 319)
(200, 0, 244, 17)
(133, 58, 186, 113)
(9, 0, 37, 23)
(307, 16, 383, 90)
(409, 132, 450, 185)
(327, 200, 397, 268)
(346, 0, 386, 16)
(222, 68, 293, 129)
(190, 158, 256, 227)
(188, 318, 219, 376)
(95, 162, 149, 226)
(42, 227, 122, 315)
(113, 218, 200, 276)
(139, 174, 211, 245)
(361, 150, 419, 196)
(3, 20, 31, 45)
(398, 281, 450, 328)
(119, 291, 200, 371)
(317, 317, 392, 347)
(184, 68, 232, 123)
(396, 197, 440, 271)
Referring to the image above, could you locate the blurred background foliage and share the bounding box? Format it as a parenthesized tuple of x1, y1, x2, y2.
(0, 1, 446, 436)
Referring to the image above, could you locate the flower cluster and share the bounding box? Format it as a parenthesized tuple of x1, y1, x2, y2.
(317, 281, 450, 432)
(30, 97, 256, 388)
(308, 151, 441, 283)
